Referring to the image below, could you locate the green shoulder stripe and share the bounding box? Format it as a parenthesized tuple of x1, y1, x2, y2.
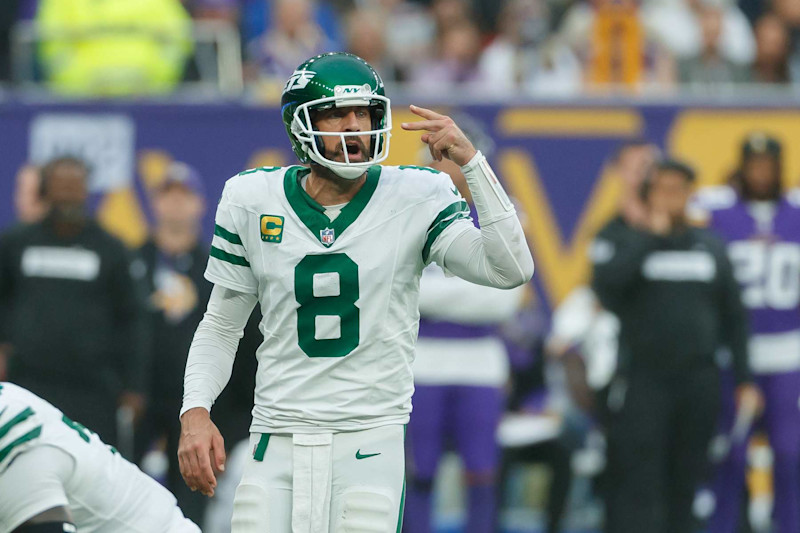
(0, 425, 42, 464)
(238, 166, 281, 176)
(422, 201, 471, 262)
(398, 165, 441, 174)
(214, 224, 242, 245)
(210, 246, 250, 267)
(0, 407, 34, 440)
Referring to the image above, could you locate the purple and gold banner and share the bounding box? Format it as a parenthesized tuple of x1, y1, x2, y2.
(3, 102, 800, 309)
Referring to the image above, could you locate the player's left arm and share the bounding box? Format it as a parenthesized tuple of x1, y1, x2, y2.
(715, 238, 762, 412)
(403, 105, 534, 289)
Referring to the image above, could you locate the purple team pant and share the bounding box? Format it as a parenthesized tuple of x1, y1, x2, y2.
(710, 370, 800, 533)
(404, 384, 505, 533)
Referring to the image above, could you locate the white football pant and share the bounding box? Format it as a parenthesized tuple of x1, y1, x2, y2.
(231, 424, 405, 533)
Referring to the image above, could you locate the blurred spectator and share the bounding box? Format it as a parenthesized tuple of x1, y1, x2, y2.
(641, 0, 756, 67)
(751, 13, 792, 83)
(182, 0, 239, 24)
(478, 0, 582, 96)
(430, 0, 474, 29)
(136, 161, 259, 526)
(36, 0, 194, 97)
(0, 156, 150, 450)
(404, 150, 525, 533)
(0, 0, 22, 82)
(591, 159, 756, 533)
(246, 0, 336, 82)
(409, 20, 486, 93)
(13, 164, 47, 224)
(380, 0, 437, 82)
(241, 0, 343, 51)
(773, 0, 800, 80)
(559, 0, 675, 89)
(344, 8, 401, 84)
(678, 4, 751, 86)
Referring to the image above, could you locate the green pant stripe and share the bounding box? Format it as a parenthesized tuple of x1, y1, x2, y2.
(0, 425, 42, 464)
(396, 476, 406, 533)
(210, 246, 250, 267)
(396, 424, 407, 532)
(253, 433, 270, 462)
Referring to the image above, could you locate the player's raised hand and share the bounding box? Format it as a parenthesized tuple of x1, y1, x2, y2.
(401, 105, 477, 167)
(178, 407, 226, 497)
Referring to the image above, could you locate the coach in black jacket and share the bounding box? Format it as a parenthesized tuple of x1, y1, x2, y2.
(0, 156, 150, 448)
(591, 159, 759, 533)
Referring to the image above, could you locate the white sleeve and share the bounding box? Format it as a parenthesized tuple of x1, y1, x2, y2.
(429, 151, 534, 289)
(206, 181, 259, 295)
(418, 265, 524, 324)
(180, 284, 258, 417)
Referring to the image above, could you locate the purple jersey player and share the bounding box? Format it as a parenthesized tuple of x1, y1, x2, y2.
(707, 133, 800, 533)
(404, 156, 524, 533)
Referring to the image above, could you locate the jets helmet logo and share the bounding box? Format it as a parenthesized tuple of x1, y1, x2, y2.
(284, 70, 316, 92)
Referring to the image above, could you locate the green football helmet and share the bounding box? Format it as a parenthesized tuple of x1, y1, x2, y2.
(281, 52, 392, 180)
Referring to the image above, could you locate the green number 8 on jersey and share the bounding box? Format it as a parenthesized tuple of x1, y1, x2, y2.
(294, 253, 360, 357)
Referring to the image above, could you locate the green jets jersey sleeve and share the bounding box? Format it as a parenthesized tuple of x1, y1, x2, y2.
(206, 181, 259, 295)
(422, 173, 473, 266)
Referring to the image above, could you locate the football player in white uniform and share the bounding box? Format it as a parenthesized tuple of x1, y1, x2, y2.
(0, 382, 199, 533)
(178, 52, 534, 532)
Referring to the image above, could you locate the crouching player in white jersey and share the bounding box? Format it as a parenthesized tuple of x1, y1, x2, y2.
(178, 52, 534, 532)
(0, 382, 199, 533)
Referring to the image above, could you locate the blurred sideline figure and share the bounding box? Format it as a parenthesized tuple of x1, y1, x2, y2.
(404, 132, 525, 533)
(550, 140, 657, 421)
(36, 0, 193, 96)
(137, 162, 260, 528)
(0, 156, 150, 450)
(0, 165, 49, 381)
(0, 381, 199, 533)
(13, 165, 47, 225)
(591, 159, 758, 533)
(706, 133, 800, 533)
(498, 302, 573, 533)
(137, 162, 214, 524)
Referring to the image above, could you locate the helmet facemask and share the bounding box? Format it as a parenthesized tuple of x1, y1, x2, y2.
(290, 92, 392, 180)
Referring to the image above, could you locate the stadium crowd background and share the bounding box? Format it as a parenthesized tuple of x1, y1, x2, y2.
(1, 0, 800, 96)
(1, 1, 800, 533)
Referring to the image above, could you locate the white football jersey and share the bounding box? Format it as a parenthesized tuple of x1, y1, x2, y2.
(206, 164, 472, 433)
(0, 382, 199, 532)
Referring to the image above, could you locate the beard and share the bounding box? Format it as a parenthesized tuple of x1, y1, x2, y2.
(51, 203, 88, 224)
(327, 137, 370, 163)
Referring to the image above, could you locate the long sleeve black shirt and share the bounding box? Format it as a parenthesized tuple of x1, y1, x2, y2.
(591, 217, 751, 384)
(0, 217, 150, 396)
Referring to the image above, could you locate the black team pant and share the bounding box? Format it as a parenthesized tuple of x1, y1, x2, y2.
(604, 365, 720, 533)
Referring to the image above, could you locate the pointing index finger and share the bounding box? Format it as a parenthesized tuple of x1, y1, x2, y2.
(409, 105, 445, 120)
(401, 119, 445, 132)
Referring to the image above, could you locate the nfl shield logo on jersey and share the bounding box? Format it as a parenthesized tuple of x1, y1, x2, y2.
(321, 228, 335, 245)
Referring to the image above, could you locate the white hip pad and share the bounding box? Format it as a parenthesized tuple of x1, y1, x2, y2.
(232, 483, 270, 533)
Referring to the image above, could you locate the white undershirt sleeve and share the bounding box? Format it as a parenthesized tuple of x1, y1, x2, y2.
(429, 151, 534, 288)
(418, 265, 524, 324)
(180, 284, 258, 418)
